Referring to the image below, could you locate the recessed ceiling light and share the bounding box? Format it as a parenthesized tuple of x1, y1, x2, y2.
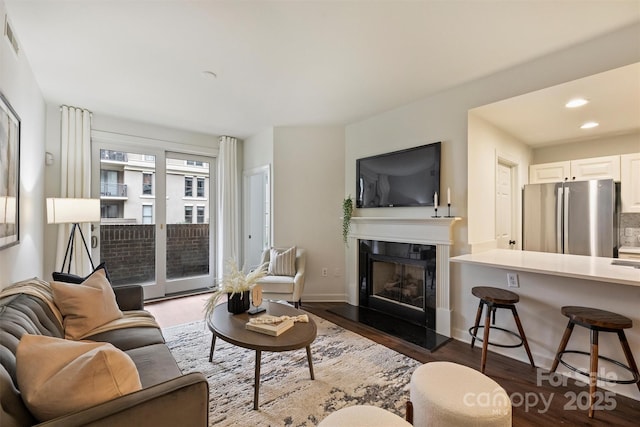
(202, 70, 217, 79)
(565, 98, 588, 108)
(580, 121, 599, 129)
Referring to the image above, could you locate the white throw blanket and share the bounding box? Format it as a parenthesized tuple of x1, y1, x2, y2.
(0, 278, 159, 339)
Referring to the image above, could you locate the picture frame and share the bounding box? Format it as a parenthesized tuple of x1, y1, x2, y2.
(0, 92, 20, 249)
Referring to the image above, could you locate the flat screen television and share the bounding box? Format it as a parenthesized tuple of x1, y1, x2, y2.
(356, 142, 441, 208)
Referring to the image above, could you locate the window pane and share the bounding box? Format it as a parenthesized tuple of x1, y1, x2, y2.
(185, 177, 193, 197)
(167, 156, 210, 280)
(197, 206, 205, 224)
(99, 149, 156, 286)
(197, 178, 205, 197)
(143, 173, 153, 195)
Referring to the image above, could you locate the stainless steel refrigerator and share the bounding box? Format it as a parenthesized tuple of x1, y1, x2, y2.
(522, 179, 617, 257)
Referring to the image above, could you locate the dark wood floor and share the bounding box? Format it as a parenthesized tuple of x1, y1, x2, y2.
(303, 302, 640, 427)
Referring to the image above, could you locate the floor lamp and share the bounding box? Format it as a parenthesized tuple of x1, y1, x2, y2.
(47, 198, 100, 274)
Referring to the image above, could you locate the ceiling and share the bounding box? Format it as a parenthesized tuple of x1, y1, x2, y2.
(471, 62, 640, 147)
(5, 1, 640, 139)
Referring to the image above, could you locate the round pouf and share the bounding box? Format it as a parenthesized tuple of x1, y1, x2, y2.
(318, 405, 411, 427)
(410, 362, 511, 427)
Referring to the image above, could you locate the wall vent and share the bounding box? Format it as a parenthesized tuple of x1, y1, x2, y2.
(4, 16, 19, 55)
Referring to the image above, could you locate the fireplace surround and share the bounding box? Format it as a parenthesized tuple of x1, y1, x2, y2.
(347, 216, 460, 337)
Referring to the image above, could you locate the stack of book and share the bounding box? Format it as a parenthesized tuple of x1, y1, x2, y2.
(246, 316, 294, 336)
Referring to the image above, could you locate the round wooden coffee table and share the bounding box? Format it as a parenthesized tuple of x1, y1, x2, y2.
(207, 301, 317, 409)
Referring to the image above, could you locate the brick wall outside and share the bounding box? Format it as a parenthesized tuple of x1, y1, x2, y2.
(100, 224, 210, 285)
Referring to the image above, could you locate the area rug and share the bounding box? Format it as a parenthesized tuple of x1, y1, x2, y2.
(162, 314, 420, 426)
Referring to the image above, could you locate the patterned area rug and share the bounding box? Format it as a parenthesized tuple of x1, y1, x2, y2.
(162, 313, 420, 426)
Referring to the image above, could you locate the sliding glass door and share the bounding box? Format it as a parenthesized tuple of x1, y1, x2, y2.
(92, 139, 216, 299)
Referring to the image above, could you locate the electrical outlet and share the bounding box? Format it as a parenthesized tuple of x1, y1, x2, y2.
(321, 268, 328, 277)
(507, 273, 519, 288)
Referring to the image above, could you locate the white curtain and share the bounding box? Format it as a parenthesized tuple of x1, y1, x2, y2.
(55, 106, 92, 276)
(216, 135, 240, 277)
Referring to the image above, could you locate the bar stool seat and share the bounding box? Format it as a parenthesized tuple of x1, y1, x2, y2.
(550, 306, 640, 418)
(469, 286, 535, 373)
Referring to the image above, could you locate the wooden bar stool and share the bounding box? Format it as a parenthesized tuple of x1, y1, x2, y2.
(550, 306, 640, 418)
(469, 286, 535, 373)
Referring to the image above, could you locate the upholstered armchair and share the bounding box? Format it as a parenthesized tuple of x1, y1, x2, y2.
(256, 247, 306, 308)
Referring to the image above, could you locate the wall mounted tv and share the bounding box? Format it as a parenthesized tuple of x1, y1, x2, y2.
(356, 142, 441, 208)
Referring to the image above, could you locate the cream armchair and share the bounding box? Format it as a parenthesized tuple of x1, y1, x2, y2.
(256, 247, 306, 308)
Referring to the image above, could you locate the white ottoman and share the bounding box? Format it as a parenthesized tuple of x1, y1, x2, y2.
(318, 405, 412, 427)
(410, 362, 511, 427)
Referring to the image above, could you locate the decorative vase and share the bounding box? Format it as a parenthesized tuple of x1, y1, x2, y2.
(227, 291, 250, 314)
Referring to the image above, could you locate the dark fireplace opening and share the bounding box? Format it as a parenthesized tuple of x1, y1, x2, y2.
(359, 240, 436, 329)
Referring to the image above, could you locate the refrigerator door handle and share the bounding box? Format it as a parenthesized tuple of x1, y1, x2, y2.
(563, 187, 570, 253)
(557, 186, 563, 253)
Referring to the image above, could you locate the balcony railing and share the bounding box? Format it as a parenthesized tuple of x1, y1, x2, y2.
(100, 183, 128, 197)
(101, 150, 128, 162)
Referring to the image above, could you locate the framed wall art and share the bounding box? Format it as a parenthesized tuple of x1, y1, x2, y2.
(0, 92, 20, 249)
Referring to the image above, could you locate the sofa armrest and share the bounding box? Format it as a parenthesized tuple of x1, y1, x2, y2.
(37, 372, 209, 427)
(112, 284, 144, 311)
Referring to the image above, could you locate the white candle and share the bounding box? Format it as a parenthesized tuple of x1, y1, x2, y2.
(447, 187, 451, 205)
(434, 192, 438, 208)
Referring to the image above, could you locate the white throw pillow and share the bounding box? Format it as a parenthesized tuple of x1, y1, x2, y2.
(16, 334, 142, 422)
(51, 268, 123, 340)
(267, 246, 297, 276)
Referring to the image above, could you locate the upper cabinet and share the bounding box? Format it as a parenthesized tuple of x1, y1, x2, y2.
(530, 155, 621, 184)
(570, 155, 621, 181)
(620, 153, 640, 213)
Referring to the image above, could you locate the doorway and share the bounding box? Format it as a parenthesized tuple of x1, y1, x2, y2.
(243, 165, 271, 270)
(92, 136, 217, 299)
(496, 156, 519, 249)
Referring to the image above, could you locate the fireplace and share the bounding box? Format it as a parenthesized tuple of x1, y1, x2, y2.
(359, 240, 436, 328)
(347, 216, 460, 338)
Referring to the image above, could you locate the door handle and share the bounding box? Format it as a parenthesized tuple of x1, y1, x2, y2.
(91, 235, 98, 249)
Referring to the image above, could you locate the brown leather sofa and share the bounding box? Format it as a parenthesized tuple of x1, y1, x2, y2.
(0, 284, 209, 427)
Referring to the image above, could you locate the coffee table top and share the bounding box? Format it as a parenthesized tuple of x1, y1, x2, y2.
(207, 302, 317, 352)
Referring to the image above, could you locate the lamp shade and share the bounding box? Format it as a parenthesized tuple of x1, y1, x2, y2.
(47, 198, 100, 224)
(0, 196, 17, 224)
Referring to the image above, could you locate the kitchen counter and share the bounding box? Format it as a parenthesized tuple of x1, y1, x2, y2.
(450, 249, 640, 287)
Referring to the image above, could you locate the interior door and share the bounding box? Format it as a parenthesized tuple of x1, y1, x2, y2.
(243, 165, 270, 270)
(496, 163, 514, 249)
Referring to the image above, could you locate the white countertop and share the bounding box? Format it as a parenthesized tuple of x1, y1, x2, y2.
(450, 249, 640, 287)
(620, 246, 640, 254)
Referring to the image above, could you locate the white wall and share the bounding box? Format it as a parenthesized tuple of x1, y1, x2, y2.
(344, 22, 640, 383)
(273, 126, 346, 301)
(243, 127, 274, 171)
(532, 131, 640, 164)
(0, 1, 46, 287)
(467, 113, 532, 249)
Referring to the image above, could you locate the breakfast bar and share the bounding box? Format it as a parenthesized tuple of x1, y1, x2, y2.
(450, 249, 640, 401)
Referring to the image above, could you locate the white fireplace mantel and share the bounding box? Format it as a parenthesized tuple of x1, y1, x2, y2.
(348, 216, 461, 337)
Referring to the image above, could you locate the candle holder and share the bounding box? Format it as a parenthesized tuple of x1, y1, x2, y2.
(445, 203, 453, 218)
(432, 207, 441, 218)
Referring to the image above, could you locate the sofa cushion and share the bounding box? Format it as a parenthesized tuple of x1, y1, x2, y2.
(256, 275, 295, 294)
(126, 343, 183, 388)
(267, 246, 296, 276)
(16, 334, 142, 422)
(85, 326, 166, 352)
(52, 268, 123, 340)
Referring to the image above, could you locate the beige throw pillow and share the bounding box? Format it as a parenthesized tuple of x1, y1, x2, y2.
(16, 334, 142, 422)
(267, 246, 297, 276)
(52, 268, 123, 340)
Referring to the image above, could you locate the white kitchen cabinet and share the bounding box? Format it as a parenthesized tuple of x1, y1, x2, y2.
(620, 153, 640, 213)
(529, 161, 570, 184)
(570, 155, 620, 181)
(529, 155, 621, 184)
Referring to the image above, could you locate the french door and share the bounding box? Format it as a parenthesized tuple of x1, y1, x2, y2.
(91, 134, 216, 299)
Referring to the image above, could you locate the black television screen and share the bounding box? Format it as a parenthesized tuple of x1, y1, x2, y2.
(356, 142, 441, 208)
